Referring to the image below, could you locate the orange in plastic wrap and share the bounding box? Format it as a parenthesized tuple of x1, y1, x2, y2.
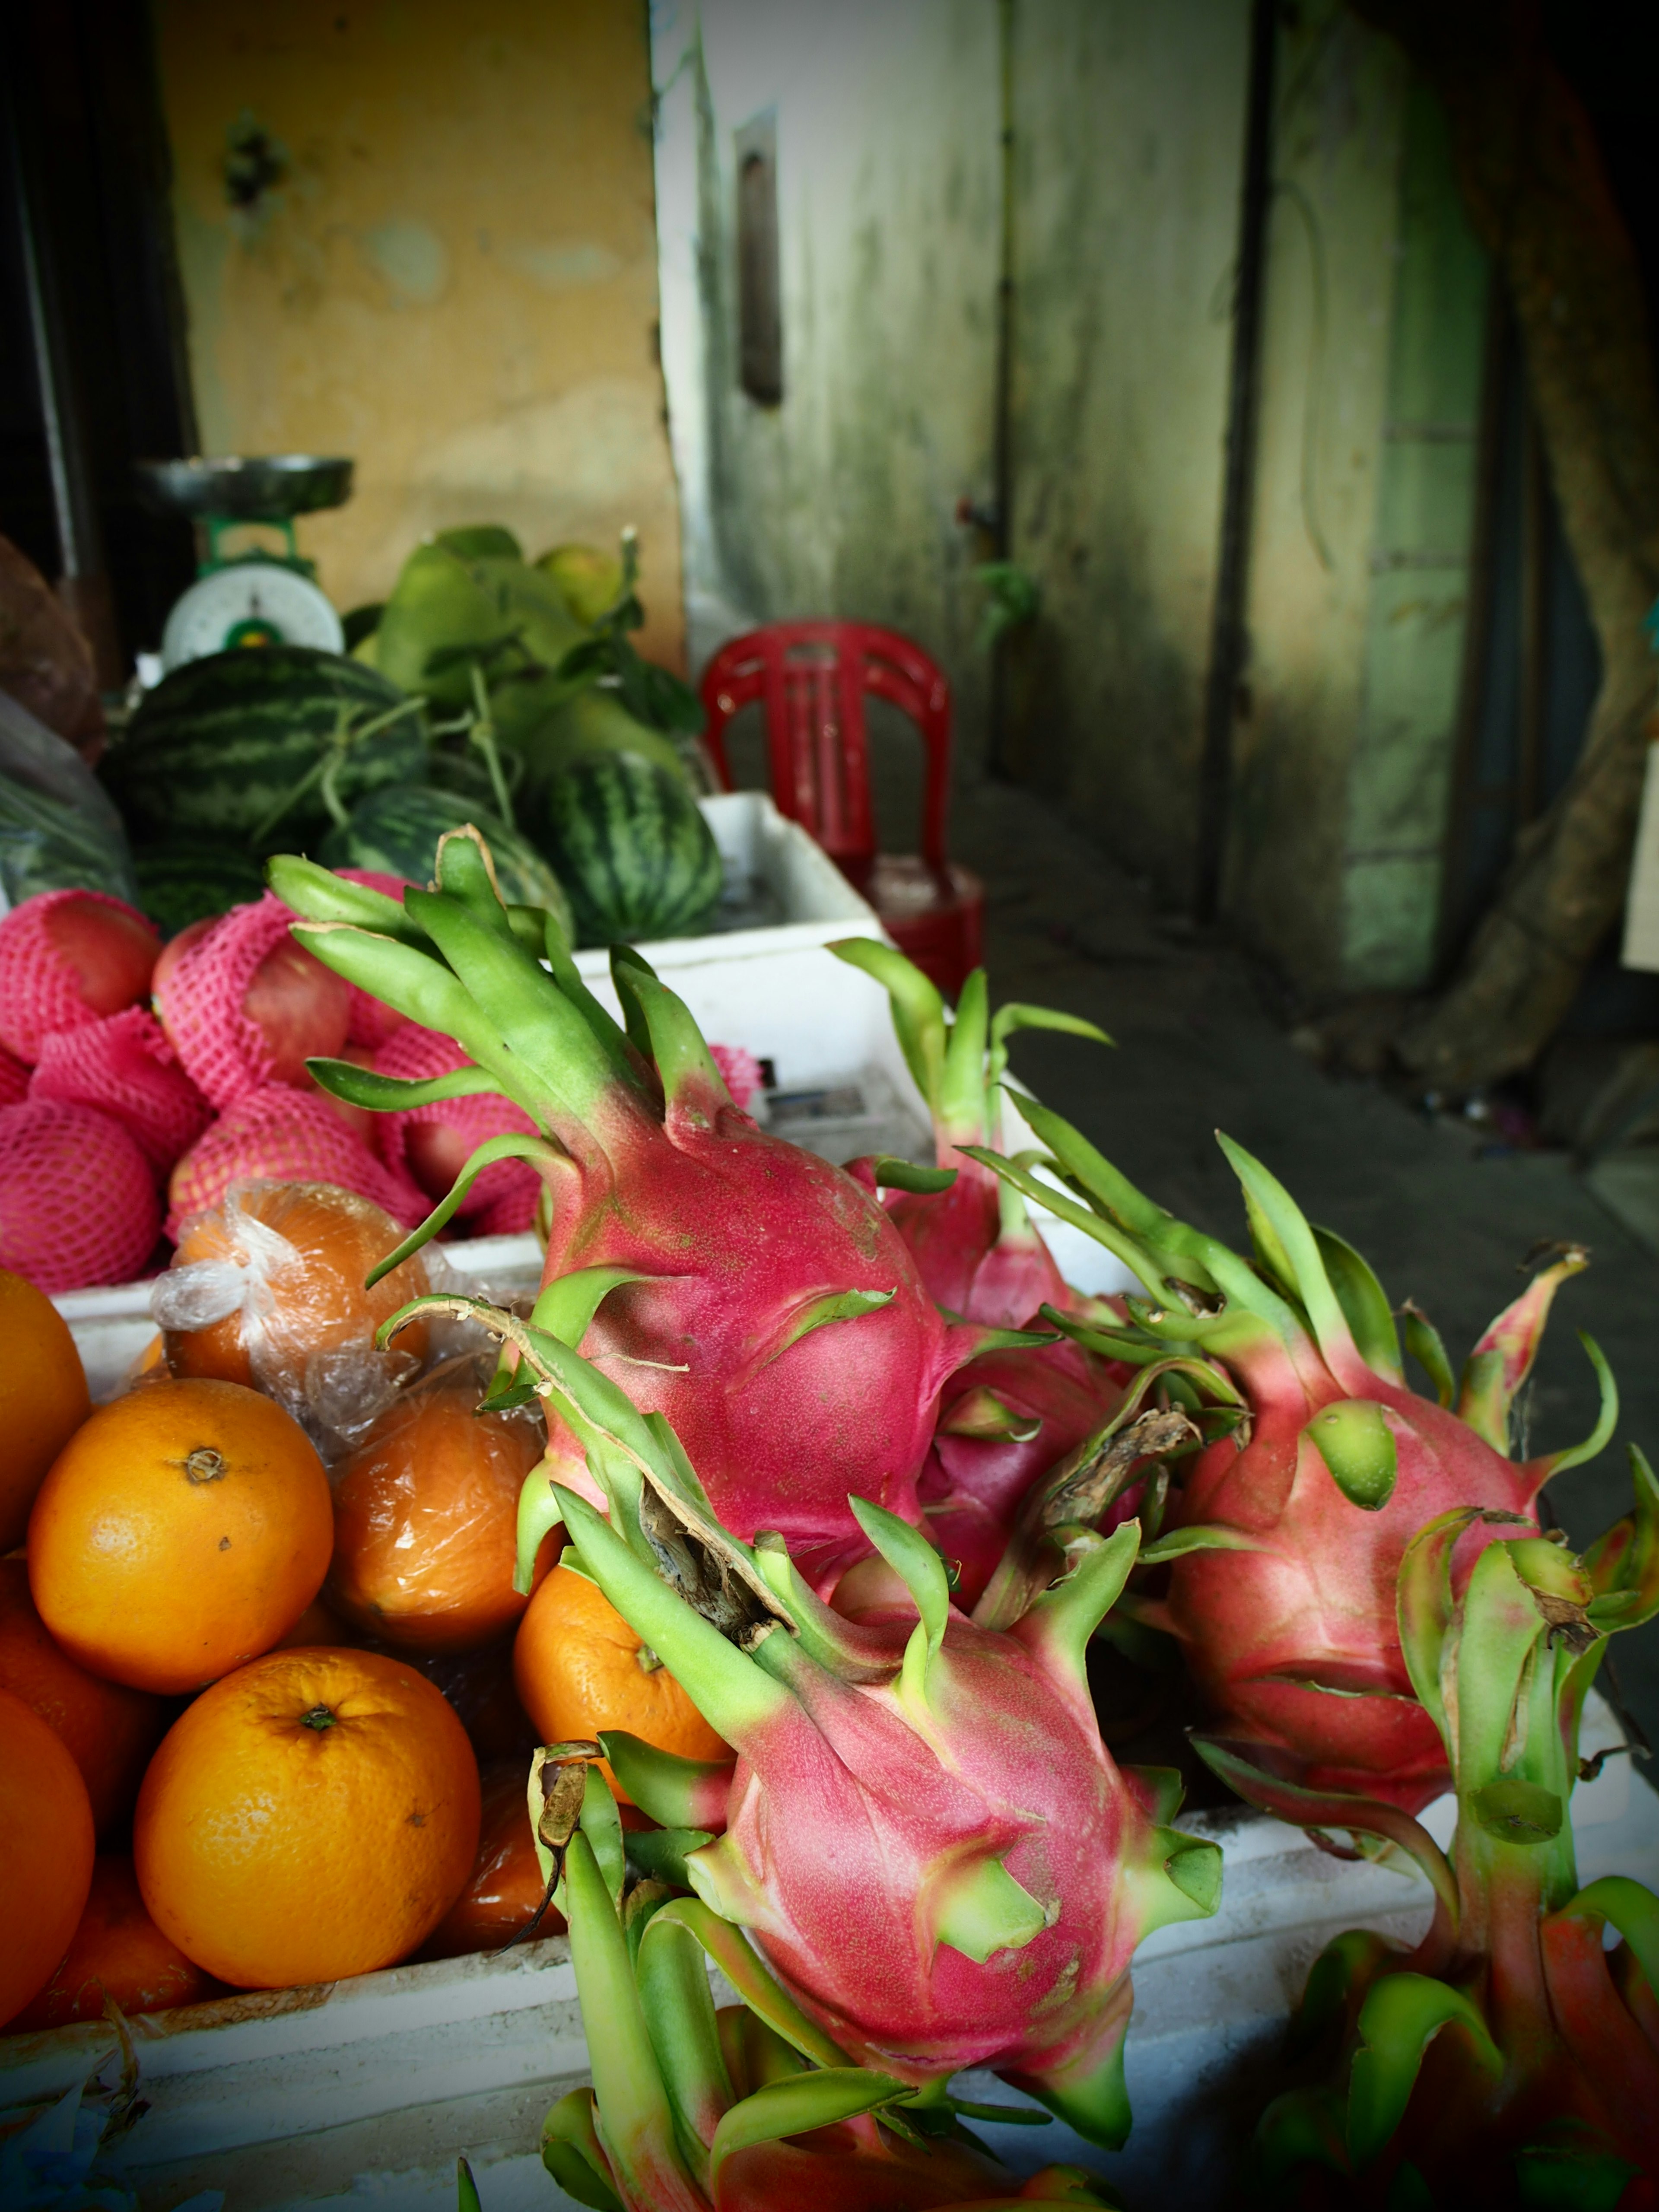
(28, 1377, 333, 1695)
(134, 1646, 480, 1988)
(0, 1557, 165, 1835)
(8, 1855, 224, 2029)
(159, 1181, 430, 1431)
(0, 1685, 95, 2027)
(328, 1362, 550, 1654)
(420, 1757, 553, 1959)
(0, 1265, 89, 1550)
(514, 1563, 730, 1806)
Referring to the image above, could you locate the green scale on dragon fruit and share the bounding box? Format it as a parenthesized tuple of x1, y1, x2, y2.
(831, 938, 1133, 1609)
(522, 1750, 1125, 2209)
(964, 1103, 1619, 1814)
(537, 750, 723, 948)
(316, 784, 574, 944)
(359, 1302, 1220, 2155)
(102, 646, 427, 853)
(269, 832, 1036, 1590)
(1208, 1449, 1659, 2209)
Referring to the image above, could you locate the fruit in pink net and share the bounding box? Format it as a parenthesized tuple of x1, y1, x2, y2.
(30, 1006, 212, 1175)
(153, 893, 352, 1109)
(967, 1109, 1617, 1813)
(0, 1045, 26, 1106)
(372, 1022, 540, 1230)
(274, 842, 1012, 1561)
(0, 890, 161, 1062)
(165, 1084, 426, 1240)
(0, 1100, 160, 1291)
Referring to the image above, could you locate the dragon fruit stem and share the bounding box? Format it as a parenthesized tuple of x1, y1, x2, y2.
(601, 1732, 735, 1832)
(635, 1910, 735, 2186)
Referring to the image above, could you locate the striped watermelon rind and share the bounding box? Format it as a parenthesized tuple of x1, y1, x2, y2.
(133, 839, 270, 939)
(538, 752, 723, 947)
(317, 785, 575, 940)
(103, 646, 428, 852)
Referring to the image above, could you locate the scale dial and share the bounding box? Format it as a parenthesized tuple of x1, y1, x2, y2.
(160, 563, 344, 671)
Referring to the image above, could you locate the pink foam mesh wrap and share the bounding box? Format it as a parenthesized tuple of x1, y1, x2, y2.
(151, 893, 307, 1109)
(29, 1007, 213, 1177)
(709, 1042, 764, 1111)
(166, 1084, 428, 1243)
(0, 1100, 161, 1292)
(0, 890, 156, 1063)
(373, 1023, 541, 1232)
(334, 869, 415, 1050)
(0, 1043, 26, 1107)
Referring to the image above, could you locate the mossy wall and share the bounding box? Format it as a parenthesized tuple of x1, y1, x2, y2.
(152, 0, 685, 664)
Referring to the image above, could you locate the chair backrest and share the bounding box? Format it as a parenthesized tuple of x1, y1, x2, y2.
(699, 622, 953, 870)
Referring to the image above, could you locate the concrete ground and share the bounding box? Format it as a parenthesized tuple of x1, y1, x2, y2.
(949, 775, 1659, 1755)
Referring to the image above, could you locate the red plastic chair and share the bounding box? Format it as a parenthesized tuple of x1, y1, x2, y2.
(700, 623, 984, 997)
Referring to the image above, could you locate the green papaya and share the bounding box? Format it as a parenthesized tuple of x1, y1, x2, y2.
(535, 542, 625, 626)
(433, 523, 523, 561)
(503, 684, 692, 798)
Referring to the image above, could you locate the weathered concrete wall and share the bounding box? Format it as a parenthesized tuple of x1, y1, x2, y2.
(153, 0, 685, 664)
(1228, 3, 1486, 994)
(1001, 0, 1249, 903)
(652, 0, 1001, 766)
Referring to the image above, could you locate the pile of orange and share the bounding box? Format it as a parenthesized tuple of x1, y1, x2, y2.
(0, 1177, 732, 2037)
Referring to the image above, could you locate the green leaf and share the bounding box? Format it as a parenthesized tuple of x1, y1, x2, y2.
(601, 1732, 733, 1829)
(1252, 2086, 1350, 2183)
(1313, 1227, 1402, 1384)
(1346, 1974, 1500, 2169)
(708, 2069, 911, 2189)
(268, 853, 426, 946)
(626, 1827, 717, 1890)
(1399, 1303, 1455, 1408)
(1304, 1400, 1398, 1511)
(648, 1897, 849, 2070)
(1396, 1508, 1485, 1739)
(304, 1057, 507, 1114)
(529, 1268, 648, 1351)
(1136, 1524, 1263, 1565)
(1287, 1929, 1405, 2062)
(1216, 1134, 1354, 1364)
(931, 1853, 1049, 1963)
(872, 1157, 958, 1194)
(1554, 1877, 1659, 2008)
(1580, 1446, 1659, 1632)
(827, 938, 947, 1108)
(938, 967, 990, 1135)
(365, 1133, 563, 1286)
(539, 2090, 623, 2211)
(1468, 1777, 1563, 1844)
(757, 1287, 896, 1368)
(634, 1911, 734, 2183)
(514, 1466, 565, 1595)
(456, 2155, 483, 2212)
(1531, 1334, 1620, 1482)
(849, 1494, 951, 1705)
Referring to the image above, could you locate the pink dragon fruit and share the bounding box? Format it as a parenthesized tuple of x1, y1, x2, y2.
(832, 943, 1125, 1604)
(397, 1311, 1219, 2149)
(271, 840, 1023, 1562)
(535, 1753, 1119, 2210)
(30, 1005, 211, 1175)
(968, 1103, 1617, 1812)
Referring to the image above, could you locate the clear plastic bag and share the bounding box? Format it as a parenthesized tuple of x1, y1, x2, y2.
(153, 1178, 435, 1456)
(0, 688, 140, 910)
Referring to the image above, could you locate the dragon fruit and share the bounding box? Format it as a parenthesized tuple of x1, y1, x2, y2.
(379, 1302, 1220, 2148)
(966, 1105, 1616, 1811)
(831, 943, 1125, 1605)
(1206, 1454, 1659, 2207)
(271, 837, 1025, 1563)
(530, 1753, 1121, 2210)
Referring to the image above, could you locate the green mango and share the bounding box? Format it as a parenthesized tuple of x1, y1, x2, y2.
(433, 523, 523, 561)
(375, 542, 588, 710)
(535, 542, 625, 626)
(504, 684, 691, 796)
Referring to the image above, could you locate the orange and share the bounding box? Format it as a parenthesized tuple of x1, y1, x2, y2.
(329, 1367, 551, 1654)
(514, 1563, 729, 1805)
(0, 1557, 165, 1835)
(134, 1646, 480, 1988)
(421, 1758, 554, 1959)
(164, 1181, 429, 1388)
(0, 1267, 89, 1550)
(0, 1685, 95, 2027)
(9, 1855, 223, 2030)
(272, 1592, 359, 1651)
(28, 1377, 333, 1695)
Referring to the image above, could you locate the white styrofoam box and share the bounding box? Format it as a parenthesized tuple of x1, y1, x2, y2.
(5, 1698, 1652, 2212)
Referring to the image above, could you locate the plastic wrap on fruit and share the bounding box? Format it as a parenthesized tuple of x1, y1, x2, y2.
(152, 1178, 434, 1454)
(327, 1353, 552, 1653)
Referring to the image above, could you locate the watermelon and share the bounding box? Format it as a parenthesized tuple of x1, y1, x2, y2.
(317, 786, 575, 939)
(102, 647, 427, 852)
(133, 840, 269, 939)
(538, 753, 723, 947)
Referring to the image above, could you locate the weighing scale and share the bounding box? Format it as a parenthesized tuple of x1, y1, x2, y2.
(134, 454, 353, 672)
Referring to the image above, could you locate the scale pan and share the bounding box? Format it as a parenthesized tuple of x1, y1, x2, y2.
(134, 455, 353, 520)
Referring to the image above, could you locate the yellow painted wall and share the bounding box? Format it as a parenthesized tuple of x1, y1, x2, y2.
(153, 0, 685, 665)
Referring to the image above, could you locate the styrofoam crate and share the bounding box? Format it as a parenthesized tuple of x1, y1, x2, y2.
(4, 1698, 1651, 2210)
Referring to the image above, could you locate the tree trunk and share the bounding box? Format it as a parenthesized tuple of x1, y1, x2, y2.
(1350, 0, 1659, 1089)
